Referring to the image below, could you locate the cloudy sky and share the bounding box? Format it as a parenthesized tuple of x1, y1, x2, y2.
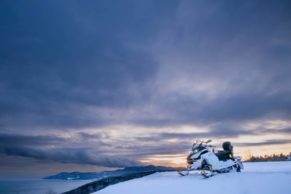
(0, 0, 291, 175)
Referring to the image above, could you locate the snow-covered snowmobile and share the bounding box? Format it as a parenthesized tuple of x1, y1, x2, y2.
(177, 140, 243, 178)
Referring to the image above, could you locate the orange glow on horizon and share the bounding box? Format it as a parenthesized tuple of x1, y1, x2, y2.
(140, 154, 187, 167)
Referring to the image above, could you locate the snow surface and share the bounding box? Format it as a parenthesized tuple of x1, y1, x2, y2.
(94, 161, 291, 194)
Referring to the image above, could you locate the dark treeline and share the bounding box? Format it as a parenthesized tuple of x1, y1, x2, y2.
(246, 153, 291, 162)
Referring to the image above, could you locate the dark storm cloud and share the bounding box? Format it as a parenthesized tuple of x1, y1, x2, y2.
(0, 132, 110, 149)
(0, 0, 176, 129)
(1, 0, 291, 171)
(0, 133, 138, 167)
(126, 141, 191, 156)
(170, 91, 291, 125)
(137, 125, 291, 143)
(0, 0, 291, 131)
(0, 133, 185, 165)
(136, 128, 252, 142)
(121, 0, 291, 129)
(259, 127, 291, 135)
(77, 132, 107, 140)
(4, 147, 138, 168)
(281, 128, 291, 134)
(234, 139, 291, 147)
(152, 129, 253, 140)
(0, 133, 62, 147)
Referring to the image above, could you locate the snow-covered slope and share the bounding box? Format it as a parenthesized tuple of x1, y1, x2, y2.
(94, 161, 291, 194)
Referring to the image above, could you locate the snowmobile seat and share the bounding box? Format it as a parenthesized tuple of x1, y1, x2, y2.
(215, 150, 232, 161)
(215, 141, 234, 161)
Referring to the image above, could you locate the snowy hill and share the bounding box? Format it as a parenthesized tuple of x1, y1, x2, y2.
(94, 162, 291, 194)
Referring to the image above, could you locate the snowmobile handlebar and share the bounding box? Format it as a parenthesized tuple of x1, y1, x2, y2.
(192, 139, 214, 150)
(193, 139, 211, 144)
(205, 139, 212, 143)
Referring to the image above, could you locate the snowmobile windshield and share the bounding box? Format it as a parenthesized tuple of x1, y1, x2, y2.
(192, 146, 206, 154)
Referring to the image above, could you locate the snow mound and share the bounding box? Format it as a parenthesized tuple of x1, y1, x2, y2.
(94, 161, 291, 194)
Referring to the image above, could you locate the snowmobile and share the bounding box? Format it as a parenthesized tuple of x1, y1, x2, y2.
(177, 140, 243, 178)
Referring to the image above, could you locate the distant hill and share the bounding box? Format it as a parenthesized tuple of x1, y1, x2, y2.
(44, 165, 175, 180)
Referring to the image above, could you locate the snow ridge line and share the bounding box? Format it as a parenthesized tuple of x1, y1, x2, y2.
(62, 171, 156, 194)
